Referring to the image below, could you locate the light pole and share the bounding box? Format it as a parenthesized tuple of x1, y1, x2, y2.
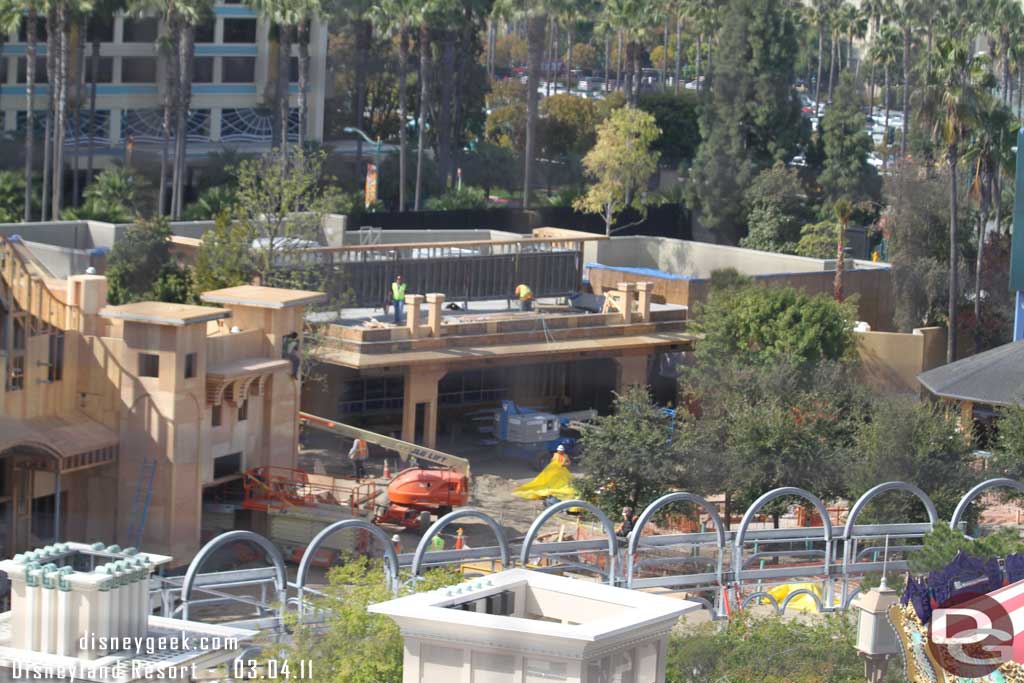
(343, 126, 381, 173)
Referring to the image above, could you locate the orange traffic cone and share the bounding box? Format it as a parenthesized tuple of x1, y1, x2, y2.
(455, 528, 465, 550)
(382, 458, 391, 479)
(721, 585, 732, 618)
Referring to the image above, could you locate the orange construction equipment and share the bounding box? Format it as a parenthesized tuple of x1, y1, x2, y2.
(455, 528, 465, 549)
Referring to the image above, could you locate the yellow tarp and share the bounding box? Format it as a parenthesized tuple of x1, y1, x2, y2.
(512, 461, 577, 501)
(766, 583, 824, 612)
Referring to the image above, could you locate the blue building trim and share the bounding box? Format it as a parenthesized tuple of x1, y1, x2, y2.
(195, 45, 259, 56)
(214, 6, 258, 17)
(1, 45, 48, 56)
(1, 85, 50, 96)
(192, 84, 257, 95)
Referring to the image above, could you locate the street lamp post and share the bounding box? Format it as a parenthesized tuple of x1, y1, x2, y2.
(343, 126, 381, 173)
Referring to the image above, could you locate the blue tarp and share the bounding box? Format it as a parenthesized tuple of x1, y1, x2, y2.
(585, 262, 695, 281)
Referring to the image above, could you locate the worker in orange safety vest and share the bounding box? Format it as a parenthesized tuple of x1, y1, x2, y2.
(551, 444, 569, 467)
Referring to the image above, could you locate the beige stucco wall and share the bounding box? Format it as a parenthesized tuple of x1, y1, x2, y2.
(855, 326, 947, 394)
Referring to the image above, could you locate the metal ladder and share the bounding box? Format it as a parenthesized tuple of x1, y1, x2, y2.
(127, 459, 157, 549)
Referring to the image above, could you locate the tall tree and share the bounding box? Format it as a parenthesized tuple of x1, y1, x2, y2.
(689, 0, 804, 242)
(819, 71, 880, 203)
(917, 37, 993, 362)
(18, 1, 37, 221)
(86, 0, 125, 193)
(889, 0, 918, 160)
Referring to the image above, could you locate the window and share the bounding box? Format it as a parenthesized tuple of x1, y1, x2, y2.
(184, 352, 197, 379)
(121, 57, 157, 83)
(192, 57, 214, 83)
(222, 57, 255, 83)
(213, 452, 242, 479)
(7, 357, 24, 391)
(16, 57, 48, 84)
(238, 399, 249, 421)
(211, 404, 222, 427)
(47, 333, 64, 382)
(222, 19, 257, 43)
(17, 17, 47, 43)
(122, 17, 158, 43)
(194, 19, 215, 43)
(289, 57, 299, 83)
(86, 16, 114, 43)
(86, 56, 114, 84)
(138, 353, 159, 378)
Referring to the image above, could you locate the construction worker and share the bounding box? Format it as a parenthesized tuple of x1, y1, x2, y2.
(617, 506, 637, 537)
(392, 534, 402, 555)
(431, 534, 445, 551)
(514, 283, 534, 312)
(387, 275, 407, 324)
(551, 444, 569, 467)
(348, 437, 369, 480)
(282, 332, 300, 378)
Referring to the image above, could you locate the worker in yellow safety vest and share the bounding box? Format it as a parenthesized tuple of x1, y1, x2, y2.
(348, 437, 369, 480)
(388, 275, 407, 324)
(515, 283, 534, 312)
(551, 444, 569, 467)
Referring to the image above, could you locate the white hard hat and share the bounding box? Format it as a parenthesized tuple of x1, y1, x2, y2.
(556, 445, 566, 452)
(391, 534, 401, 543)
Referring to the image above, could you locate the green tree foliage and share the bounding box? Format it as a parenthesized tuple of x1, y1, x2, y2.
(183, 186, 238, 221)
(667, 612, 875, 683)
(425, 186, 488, 210)
(0, 171, 29, 222)
(907, 524, 1024, 574)
(105, 217, 191, 305)
(574, 107, 661, 235)
(990, 404, 1024, 482)
(794, 219, 837, 258)
(694, 281, 858, 367)
(539, 94, 598, 158)
(484, 102, 528, 151)
(819, 72, 881, 203)
(192, 213, 255, 294)
(637, 92, 700, 165)
(283, 558, 461, 683)
(65, 167, 139, 223)
(690, 0, 805, 242)
(844, 398, 977, 523)
(739, 163, 811, 253)
(578, 386, 682, 514)
(459, 142, 518, 197)
(680, 361, 870, 517)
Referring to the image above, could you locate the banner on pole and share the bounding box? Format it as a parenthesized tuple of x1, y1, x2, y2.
(364, 163, 378, 208)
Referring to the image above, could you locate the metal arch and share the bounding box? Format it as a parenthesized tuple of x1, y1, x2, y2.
(843, 586, 863, 610)
(180, 530, 287, 621)
(733, 487, 833, 606)
(626, 492, 726, 589)
(411, 508, 511, 578)
(950, 478, 1024, 531)
(844, 481, 939, 538)
(780, 588, 825, 614)
(520, 500, 619, 585)
(296, 519, 400, 598)
(840, 481, 937, 604)
(741, 591, 781, 613)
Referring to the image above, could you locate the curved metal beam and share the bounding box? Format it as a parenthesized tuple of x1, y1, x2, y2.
(950, 478, 1024, 531)
(410, 508, 511, 578)
(626, 491, 726, 589)
(180, 530, 286, 621)
(520, 500, 619, 585)
(733, 487, 833, 603)
(780, 588, 825, 613)
(741, 591, 780, 612)
(296, 519, 400, 597)
(844, 481, 938, 538)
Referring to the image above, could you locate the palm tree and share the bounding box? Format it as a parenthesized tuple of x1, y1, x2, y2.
(293, 0, 324, 148)
(962, 97, 1013, 352)
(889, 0, 919, 160)
(19, 1, 38, 221)
(807, 0, 830, 109)
(833, 197, 852, 301)
(861, 0, 885, 112)
(50, 0, 75, 220)
(86, 0, 125, 192)
(373, 0, 422, 211)
(916, 37, 993, 362)
(245, 0, 299, 157)
(523, 8, 545, 206)
(871, 24, 900, 157)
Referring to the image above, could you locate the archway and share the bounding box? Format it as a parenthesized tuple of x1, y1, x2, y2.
(950, 478, 1024, 533)
(0, 443, 64, 559)
(180, 530, 287, 621)
(296, 519, 400, 598)
(411, 509, 511, 579)
(520, 500, 619, 585)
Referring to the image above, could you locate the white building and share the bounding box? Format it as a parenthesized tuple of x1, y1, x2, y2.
(370, 568, 698, 683)
(0, 3, 328, 153)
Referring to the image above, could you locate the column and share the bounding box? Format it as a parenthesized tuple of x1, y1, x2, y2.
(401, 366, 446, 448)
(405, 294, 424, 338)
(618, 283, 636, 324)
(637, 282, 654, 322)
(615, 354, 649, 391)
(426, 293, 445, 337)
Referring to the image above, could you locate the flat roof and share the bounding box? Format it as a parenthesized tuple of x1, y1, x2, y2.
(99, 302, 231, 326)
(201, 285, 326, 309)
(319, 331, 695, 369)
